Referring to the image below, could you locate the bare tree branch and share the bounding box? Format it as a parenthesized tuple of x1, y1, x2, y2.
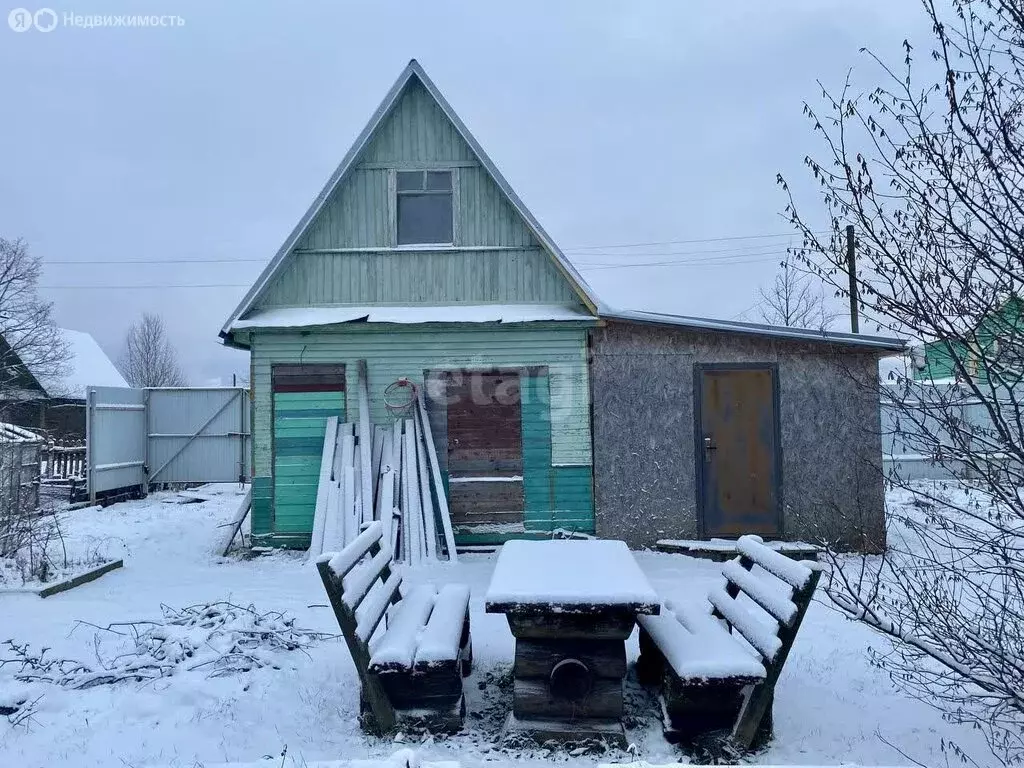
(779, 0, 1024, 762)
(756, 260, 839, 329)
(118, 313, 186, 388)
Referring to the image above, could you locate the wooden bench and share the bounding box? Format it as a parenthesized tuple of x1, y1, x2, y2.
(636, 534, 820, 752)
(316, 521, 473, 735)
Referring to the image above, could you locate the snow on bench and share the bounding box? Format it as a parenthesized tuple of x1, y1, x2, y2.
(415, 584, 471, 666)
(369, 585, 436, 669)
(638, 601, 766, 682)
(638, 533, 822, 751)
(316, 523, 473, 734)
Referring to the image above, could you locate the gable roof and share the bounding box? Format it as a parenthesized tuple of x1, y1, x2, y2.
(33, 329, 128, 399)
(221, 59, 599, 337)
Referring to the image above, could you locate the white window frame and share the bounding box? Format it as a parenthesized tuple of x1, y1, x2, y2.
(389, 167, 459, 248)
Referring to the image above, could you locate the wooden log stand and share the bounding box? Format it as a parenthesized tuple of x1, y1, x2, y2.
(484, 539, 660, 748)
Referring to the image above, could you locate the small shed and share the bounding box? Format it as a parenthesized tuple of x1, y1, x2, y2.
(589, 311, 904, 553)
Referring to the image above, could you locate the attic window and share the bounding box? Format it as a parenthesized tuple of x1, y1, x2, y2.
(396, 170, 453, 245)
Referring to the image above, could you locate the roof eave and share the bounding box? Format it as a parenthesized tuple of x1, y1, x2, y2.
(603, 309, 906, 352)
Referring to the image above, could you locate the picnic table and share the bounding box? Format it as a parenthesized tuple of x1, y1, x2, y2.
(484, 539, 660, 746)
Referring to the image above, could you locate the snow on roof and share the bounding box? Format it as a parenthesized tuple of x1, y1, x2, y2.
(231, 304, 597, 331)
(603, 307, 906, 351)
(0, 421, 43, 442)
(484, 539, 660, 612)
(32, 329, 128, 399)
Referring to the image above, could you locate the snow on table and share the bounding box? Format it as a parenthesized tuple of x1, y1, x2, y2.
(484, 539, 660, 614)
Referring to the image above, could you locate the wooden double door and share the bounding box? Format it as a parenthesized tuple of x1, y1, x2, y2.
(428, 369, 525, 529)
(696, 364, 781, 538)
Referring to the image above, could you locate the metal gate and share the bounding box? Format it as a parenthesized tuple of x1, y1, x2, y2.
(86, 386, 251, 501)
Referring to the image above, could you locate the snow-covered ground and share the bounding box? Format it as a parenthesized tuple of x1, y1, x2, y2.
(0, 485, 993, 767)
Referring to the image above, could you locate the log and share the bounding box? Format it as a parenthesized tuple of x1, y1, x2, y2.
(512, 676, 622, 720)
(514, 639, 626, 680)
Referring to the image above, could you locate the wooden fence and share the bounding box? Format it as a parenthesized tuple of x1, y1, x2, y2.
(40, 443, 86, 481)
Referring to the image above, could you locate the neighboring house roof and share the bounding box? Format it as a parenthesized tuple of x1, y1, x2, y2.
(30, 328, 128, 399)
(221, 59, 599, 337)
(232, 304, 597, 330)
(603, 308, 906, 351)
(0, 421, 43, 442)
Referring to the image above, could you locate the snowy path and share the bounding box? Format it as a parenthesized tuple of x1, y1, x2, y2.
(0, 485, 992, 767)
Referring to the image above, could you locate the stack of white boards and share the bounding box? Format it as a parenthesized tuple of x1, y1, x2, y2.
(307, 362, 457, 564)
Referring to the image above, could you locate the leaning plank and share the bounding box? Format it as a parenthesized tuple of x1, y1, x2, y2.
(404, 419, 423, 566)
(357, 360, 374, 525)
(378, 468, 395, 547)
(413, 408, 438, 560)
(342, 465, 357, 547)
(39, 559, 124, 598)
(417, 387, 457, 562)
(371, 425, 385, 504)
(307, 416, 339, 559)
(219, 487, 252, 557)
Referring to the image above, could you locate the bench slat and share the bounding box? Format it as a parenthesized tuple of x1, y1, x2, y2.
(637, 608, 765, 682)
(343, 543, 394, 611)
(415, 583, 471, 667)
(324, 521, 384, 579)
(370, 585, 436, 669)
(722, 560, 798, 627)
(356, 570, 403, 642)
(708, 587, 783, 662)
(736, 535, 814, 590)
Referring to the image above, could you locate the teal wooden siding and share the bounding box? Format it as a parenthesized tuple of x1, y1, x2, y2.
(250, 325, 593, 546)
(251, 77, 584, 311)
(266, 391, 345, 540)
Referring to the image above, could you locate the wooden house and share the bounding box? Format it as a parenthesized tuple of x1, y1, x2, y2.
(222, 61, 599, 548)
(222, 60, 904, 552)
(913, 296, 1024, 384)
(0, 328, 128, 442)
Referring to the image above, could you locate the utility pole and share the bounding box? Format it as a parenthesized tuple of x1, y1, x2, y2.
(846, 224, 859, 333)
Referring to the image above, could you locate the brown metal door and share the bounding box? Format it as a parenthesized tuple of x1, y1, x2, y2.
(444, 370, 524, 527)
(697, 365, 780, 537)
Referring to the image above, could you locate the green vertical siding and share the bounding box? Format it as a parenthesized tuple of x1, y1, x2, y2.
(270, 391, 345, 538)
(252, 77, 584, 311)
(251, 476, 273, 539)
(259, 248, 577, 307)
(360, 79, 476, 165)
(250, 325, 593, 545)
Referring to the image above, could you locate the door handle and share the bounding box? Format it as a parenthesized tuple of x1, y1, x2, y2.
(703, 435, 717, 462)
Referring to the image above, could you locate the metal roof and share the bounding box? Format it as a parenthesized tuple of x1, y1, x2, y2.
(602, 308, 906, 351)
(221, 59, 598, 337)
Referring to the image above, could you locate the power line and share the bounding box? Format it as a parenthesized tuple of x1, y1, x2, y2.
(37, 230, 832, 267)
(41, 283, 249, 290)
(578, 254, 788, 270)
(562, 230, 827, 252)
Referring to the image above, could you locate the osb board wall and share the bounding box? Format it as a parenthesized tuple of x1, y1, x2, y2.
(590, 321, 886, 553)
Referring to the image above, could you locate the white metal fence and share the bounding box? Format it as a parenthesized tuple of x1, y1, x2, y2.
(86, 387, 251, 501)
(881, 382, 1023, 481)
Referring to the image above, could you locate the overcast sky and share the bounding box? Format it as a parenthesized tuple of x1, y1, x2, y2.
(0, 1, 932, 384)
